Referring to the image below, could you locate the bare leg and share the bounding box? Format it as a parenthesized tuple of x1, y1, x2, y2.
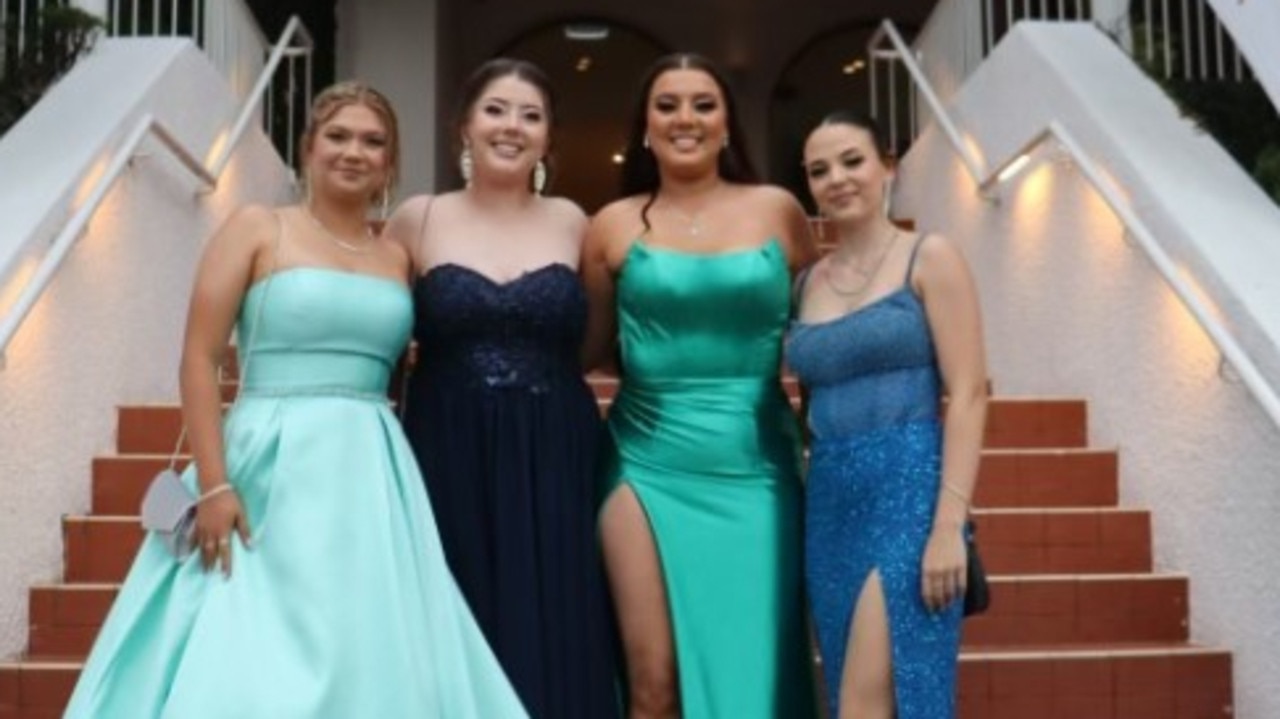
(601, 484, 680, 719)
(839, 569, 895, 719)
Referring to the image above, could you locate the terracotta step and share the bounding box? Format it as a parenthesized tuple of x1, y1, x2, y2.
(60, 517, 142, 584)
(0, 660, 79, 718)
(957, 644, 1233, 718)
(90, 445, 1117, 516)
(26, 584, 118, 658)
(962, 574, 1188, 647)
(975, 448, 1117, 508)
(62, 506, 1150, 585)
(116, 396, 1087, 454)
(972, 508, 1152, 575)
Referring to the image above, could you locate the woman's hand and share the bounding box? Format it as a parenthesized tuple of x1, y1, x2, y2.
(920, 525, 967, 613)
(193, 489, 252, 577)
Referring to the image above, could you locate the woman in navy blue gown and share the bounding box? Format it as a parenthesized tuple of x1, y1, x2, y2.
(785, 112, 988, 718)
(383, 59, 618, 719)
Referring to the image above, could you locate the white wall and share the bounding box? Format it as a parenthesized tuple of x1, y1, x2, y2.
(895, 22, 1280, 717)
(1204, 0, 1280, 110)
(336, 0, 439, 197)
(0, 39, 292, 657)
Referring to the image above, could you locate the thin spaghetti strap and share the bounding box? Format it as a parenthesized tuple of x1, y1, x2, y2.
(791, 263, 816, 316)
(415, 195, 436, 267)
(903, 232, 929, 285)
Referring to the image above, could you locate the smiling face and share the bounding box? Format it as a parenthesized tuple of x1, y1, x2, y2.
(803, 120, 894, 225)
(644, 68, 728, 179)
(461, 73, 550, 188)
(304, 102, 392, 204)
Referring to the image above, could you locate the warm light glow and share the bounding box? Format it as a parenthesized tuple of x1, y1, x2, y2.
(842, 59, 866, 75)
(564, 23, 609, 41)
(576, 56, 592, 73)
(204, 128, 231, 169)
(0, 253, 41, 320)
(997, 154, 1033, 184)
(73, 155, 111, 209)
(610, 153, 624, 165)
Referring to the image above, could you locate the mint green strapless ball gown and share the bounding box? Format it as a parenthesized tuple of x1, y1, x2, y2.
(603, 239, 817, 718)
(65, 268, 527, 719)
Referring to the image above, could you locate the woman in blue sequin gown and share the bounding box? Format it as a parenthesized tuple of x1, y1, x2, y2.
(384, 60, 619, 719)
(65, 83, 527, 719)
(784, 112, 988, 719)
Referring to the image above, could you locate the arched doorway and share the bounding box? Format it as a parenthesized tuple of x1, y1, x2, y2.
(496, 20, 667, 213)
(769, 23, 884, 213)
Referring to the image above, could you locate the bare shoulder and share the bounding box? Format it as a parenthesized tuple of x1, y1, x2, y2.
(213, 203, 280, 253)
(735, 184, 803, 214)
(542, 195, 589, 233)
(589, 195, 645, 237)
(912, 232, 974, 285)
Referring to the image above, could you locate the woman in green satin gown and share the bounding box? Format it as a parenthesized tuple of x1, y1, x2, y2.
(581, 53, 819, 719)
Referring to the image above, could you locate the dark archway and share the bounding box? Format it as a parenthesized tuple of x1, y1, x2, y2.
(769, 22, 902, 213)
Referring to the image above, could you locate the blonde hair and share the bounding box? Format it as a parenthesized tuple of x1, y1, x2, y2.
(300, 81, 401, 201)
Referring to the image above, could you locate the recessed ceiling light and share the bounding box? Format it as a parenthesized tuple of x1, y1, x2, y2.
(576, 56, 592, 72)
(611, 152, 625, 165)
(564, 23, 609, 41)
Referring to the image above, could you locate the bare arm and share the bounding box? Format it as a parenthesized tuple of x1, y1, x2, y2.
(180, 204, 275, 572)
(915, 233, 989, 610)
(762, 186, 818, 274)
(579, 206, 622, 372)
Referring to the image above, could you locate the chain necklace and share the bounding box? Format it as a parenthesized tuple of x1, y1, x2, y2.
(305, 206, 375, 255)
(824, 227, 898, 298)
(657, 188, 721, 238)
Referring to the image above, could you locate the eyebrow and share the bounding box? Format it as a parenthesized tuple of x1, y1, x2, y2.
(482, 97, 544, 111)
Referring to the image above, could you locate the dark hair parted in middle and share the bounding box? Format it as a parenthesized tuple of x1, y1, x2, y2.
(620, 52, 759, 198)
(810, 109, 893, 164)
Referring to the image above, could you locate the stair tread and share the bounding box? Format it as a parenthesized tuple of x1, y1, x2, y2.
(960, 641, 1229, 660)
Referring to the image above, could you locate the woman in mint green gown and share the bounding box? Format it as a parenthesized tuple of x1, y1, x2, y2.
(581, 54, 818, 718)
(64, 83, 526, 719)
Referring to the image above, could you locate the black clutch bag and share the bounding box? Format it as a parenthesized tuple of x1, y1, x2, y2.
(963, 521, 990, 617)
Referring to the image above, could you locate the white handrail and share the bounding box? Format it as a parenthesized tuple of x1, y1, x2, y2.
(873, 17, 1280, 432)
(0, 15, 313, 366)
(868, 20, 988, 182)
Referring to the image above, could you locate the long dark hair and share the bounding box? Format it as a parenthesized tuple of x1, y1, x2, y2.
(454, 57, 558, 189)
(620, 52, 758, 206)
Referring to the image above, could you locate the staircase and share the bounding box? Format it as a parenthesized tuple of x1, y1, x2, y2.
(0, 374, 1234, 718)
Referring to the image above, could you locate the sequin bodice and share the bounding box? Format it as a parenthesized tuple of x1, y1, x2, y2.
(784, 286, 940, 440)
(411, 263, 587, 393)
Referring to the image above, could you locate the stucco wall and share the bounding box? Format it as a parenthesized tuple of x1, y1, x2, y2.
(335, 0, 439, 196)
(0, 39, 293, 657)
(895, 23, 1280, 717)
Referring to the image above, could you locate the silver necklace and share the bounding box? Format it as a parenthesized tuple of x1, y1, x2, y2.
(824, 227, 898, 298)
(305, 206, 375, 255)
(658, 190, 720, 238)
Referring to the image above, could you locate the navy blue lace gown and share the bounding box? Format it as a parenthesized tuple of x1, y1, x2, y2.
(403, 263, 619, 719)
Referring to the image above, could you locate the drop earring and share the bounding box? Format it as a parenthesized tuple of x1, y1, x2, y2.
(459, 146, 473, 187)
(533, 160, 547, 195)
(643, 135, 650, 150)
(378, 185, 391, 221)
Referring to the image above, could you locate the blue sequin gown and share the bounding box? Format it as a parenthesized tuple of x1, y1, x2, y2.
(65, 268, 528, 719)
(403, 263, 620, 719)
(784, 242, 962, 718)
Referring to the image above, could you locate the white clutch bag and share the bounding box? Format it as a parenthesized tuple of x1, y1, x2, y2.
(140, 467, 198, 559)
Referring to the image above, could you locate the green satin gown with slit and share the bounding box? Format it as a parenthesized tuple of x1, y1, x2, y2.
(603, 238, 817, 718)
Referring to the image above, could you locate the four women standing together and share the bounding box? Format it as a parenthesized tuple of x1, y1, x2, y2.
(67, 50, 987, 719)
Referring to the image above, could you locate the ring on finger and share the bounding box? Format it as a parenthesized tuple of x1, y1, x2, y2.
(218, 537, 231, 548)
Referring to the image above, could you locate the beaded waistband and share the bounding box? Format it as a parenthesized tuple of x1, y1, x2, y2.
(238, 386, 390, 403)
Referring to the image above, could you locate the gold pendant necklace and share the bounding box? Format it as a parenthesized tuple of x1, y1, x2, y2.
(824, 227, 898, 298)
(305, 206, 375, 255)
